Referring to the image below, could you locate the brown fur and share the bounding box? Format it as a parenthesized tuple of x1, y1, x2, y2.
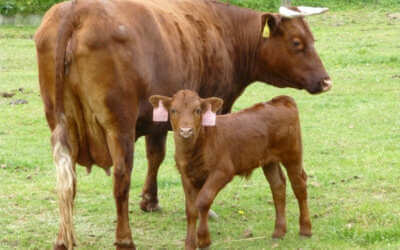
(150, 90, 311, 249)
(34, 0, 328, 248)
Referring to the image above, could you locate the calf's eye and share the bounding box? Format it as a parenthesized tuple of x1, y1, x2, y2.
(195, 109, 201, 115)
(171, 109, 177, 114)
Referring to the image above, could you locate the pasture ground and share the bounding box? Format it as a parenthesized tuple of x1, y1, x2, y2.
(0, 6, 400, 250)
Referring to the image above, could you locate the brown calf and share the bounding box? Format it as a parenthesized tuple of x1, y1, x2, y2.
(150, 90, 311, 249)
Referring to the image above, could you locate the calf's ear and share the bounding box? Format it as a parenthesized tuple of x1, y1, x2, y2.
(201, 97, 223, 127)
(149, 95, 172, 122)
(201, 97, 223, 113)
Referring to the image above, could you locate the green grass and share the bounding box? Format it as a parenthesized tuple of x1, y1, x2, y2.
(1, 7, 400, 250)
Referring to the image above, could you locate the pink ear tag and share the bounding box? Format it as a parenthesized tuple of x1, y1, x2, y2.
(153, 100, 168, 122)
(202, 105, 216, 126)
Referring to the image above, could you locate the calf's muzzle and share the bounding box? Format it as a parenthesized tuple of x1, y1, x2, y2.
(179, 127, 193, 138)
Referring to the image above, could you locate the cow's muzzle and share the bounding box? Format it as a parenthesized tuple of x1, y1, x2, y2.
(307, 78, 333, 94)
(321, 78, 332, 92)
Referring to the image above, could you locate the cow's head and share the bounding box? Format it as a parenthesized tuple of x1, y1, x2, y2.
(254, 6, 332, 94)
(149, 90, 223, 141)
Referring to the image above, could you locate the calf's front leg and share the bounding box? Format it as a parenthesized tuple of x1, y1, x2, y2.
(195, 171, 232, 249)
(181, 176, 200, 250)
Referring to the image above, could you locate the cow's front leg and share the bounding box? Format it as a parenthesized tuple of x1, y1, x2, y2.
(196, 171, 232, 249)
(107, 132, 136, 250)
(140, 132, 167, 212)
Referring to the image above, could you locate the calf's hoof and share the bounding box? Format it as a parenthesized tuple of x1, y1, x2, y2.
(114, 241, 136, 250)
(140, 198, 161, 212)
(271, 230, 286, 239)
(198, 247, 210, 250)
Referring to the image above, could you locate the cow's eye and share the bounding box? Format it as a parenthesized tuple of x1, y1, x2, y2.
(195, 109, 201, 115)
(292, 38, 303, 50)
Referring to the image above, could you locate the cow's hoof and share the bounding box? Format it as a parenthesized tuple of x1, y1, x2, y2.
(140, 199, 161, 212)
(53, 244, 67, 250)
(198, 247, 210, 250)
(116, 246, 136, 250)
(208, 209, 218, 221)
(300, 230, 312, 238)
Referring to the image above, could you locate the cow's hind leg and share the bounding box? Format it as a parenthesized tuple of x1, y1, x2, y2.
(140, 132, 167, 212)
(52, 116, 77, 250)
(107, 132, 136, 250)
(282, 159, 311, 237)
(262, 162, 287, 238)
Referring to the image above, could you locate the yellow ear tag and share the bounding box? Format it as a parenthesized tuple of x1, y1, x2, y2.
(263, 25, 270, 38)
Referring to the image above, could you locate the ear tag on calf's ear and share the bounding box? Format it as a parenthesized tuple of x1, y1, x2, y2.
(202, 105, 216, 126)
(153, 100, 168, 122)
(263, 24, 270, 38)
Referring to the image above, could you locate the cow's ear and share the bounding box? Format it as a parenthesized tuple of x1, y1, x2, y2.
(201, 97, 223, 113)
(261, 13, 281, 38)
(149, 95, 171, 122)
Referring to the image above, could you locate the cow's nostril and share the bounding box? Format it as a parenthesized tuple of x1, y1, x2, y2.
(321, 79, 332, 92)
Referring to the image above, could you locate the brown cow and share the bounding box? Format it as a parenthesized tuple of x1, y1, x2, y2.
(34, 0, 330, 249)
(150, 90, 309, 249)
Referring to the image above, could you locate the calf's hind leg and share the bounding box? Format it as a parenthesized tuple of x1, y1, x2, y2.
(283, 159, 311, 237)
(262, 162, 287, 238)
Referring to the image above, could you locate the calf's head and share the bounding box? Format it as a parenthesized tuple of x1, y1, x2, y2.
(149, 90, 223, 141)
(254, 6, 332, 94)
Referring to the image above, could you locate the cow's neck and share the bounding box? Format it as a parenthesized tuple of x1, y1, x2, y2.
(213, 2, 261, 82)
(208, 2, 262, 111)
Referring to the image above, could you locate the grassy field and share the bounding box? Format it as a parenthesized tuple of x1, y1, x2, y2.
(1, 6, 400, 250)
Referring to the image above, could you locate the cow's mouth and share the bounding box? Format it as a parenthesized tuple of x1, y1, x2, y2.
(306, 78, 332, 94)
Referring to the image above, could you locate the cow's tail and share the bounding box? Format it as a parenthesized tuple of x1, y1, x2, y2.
(52, 117, 76, 250)
(53, 1, 77, 249)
